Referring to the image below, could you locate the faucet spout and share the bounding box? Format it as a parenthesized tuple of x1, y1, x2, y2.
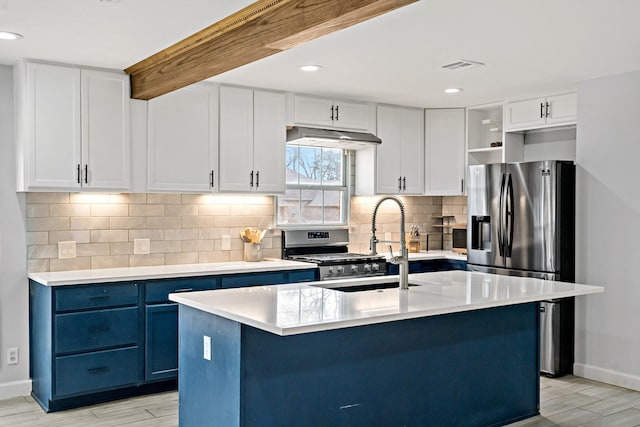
(370, 196, 409, 290)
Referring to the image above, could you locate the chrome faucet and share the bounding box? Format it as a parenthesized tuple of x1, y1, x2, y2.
(369, 196, 409, 290)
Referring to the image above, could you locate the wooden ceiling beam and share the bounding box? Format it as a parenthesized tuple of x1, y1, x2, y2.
(125, 0, 417, 100)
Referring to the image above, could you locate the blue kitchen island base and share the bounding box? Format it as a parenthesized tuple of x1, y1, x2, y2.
(178, 302, 540, 427)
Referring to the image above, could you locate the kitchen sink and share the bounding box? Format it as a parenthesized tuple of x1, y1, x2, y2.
(326, 282, 417, 293)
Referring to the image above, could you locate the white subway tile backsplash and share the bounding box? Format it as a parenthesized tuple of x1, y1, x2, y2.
(70, 217, 110, 230)
(26, 192, 465, 273)
(91, 255, 129, 269)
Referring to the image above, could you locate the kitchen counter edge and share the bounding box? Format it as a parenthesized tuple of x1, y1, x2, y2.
(28, 259, 317, 286)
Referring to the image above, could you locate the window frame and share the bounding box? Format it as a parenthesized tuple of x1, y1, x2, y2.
(276, 145, 350, 227)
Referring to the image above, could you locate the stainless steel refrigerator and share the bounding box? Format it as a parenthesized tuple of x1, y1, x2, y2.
(467, 160, 575, 376)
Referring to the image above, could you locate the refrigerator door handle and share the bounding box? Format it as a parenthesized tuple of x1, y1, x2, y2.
(505, 173, 514, 257)
(498, 173, 506, 256)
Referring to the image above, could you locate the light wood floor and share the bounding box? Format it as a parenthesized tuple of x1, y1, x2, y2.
(2, 375, 640, 426)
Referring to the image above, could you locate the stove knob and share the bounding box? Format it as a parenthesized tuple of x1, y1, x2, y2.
(327, 266, 334, 274)
(363, 264, 372, 273)
(371, 263, 380, 272)
(350, 265, 359, 273)
(336, 266, 345, 274)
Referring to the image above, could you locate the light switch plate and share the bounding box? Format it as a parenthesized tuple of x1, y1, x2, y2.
(203, 335, 211, 361)
(58, 241, 76, 259)
(134, 238, 150, 255)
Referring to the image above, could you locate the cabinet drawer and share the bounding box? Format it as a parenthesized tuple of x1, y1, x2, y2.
(221, 272, 287, 289)
(55, 307, 138, 354)
(55, 282, 138, 312)
(287, 269, 317, 283)
(145, 277, 218, 303)
(55, 347, 139, 397)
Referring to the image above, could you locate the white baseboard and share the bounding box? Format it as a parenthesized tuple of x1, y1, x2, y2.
(0, 379, 32, 400)
(574, 363, 640, 392)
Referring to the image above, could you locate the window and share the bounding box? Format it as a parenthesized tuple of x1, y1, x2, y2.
(277, 145, 348, 226)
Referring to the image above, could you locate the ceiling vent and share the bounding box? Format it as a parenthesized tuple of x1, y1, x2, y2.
(441, 60, 485, 71)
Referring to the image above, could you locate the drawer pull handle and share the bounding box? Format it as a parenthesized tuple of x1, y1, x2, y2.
(173, 288, 193, 293)
(88, 295, 111, 301)
(88, 367, 110, 375)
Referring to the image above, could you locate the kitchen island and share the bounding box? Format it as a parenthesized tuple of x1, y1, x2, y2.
(170, 271, 603, 426)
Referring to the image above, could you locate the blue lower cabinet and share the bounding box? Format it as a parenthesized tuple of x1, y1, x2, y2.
(29, 268, 318, 412)
(221, 269, 317, 289)
(55, 347, 140, 397)
(145, 304, 178, 381)
(388, 259, 467, 274)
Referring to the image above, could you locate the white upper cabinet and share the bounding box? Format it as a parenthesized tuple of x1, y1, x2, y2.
(424, 109, 465, 195)
(375, 105, 424, 195)
(15, 61, 130, 191)
(293, 95, 370, 131)
(219, 86, 285, 193)
(147, 83, 219, 192)
(505, 92, 576, 131)
(81, 70, 131, 190)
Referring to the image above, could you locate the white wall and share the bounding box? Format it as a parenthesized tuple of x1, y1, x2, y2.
(574, 70, 640, 390)
(0, 65, 30, 398)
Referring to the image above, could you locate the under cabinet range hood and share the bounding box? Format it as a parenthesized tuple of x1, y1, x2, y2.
(286, 126, 381, 149)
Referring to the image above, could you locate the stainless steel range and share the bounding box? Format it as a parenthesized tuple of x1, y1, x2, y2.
(282, 228, 387, 280)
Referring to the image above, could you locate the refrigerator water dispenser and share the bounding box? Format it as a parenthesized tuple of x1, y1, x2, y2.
(471, 216, 491, 250)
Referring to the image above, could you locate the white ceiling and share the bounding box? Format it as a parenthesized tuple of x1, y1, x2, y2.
(1, 0, 639, 108)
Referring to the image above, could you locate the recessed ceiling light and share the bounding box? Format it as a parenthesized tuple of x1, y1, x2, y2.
(0, 31, 23, 40)
(298, 65, 323, 72)
(444, 88, 463, 94)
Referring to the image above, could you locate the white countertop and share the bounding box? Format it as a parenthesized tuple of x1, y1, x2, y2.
(382, 250, 467, 261)
(169, 270, 603, 336)
(28, 259, 316, 286)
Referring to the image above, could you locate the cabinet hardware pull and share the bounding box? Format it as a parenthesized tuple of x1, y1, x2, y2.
(174, 288, 193, 293)
(540, 102, 544, 118)
(210, 170, 214, 188)
(88, 367, 110, 375)
(545, 102, 550, 118)
(256, 171, 260, 188)
(335, 105, 339, 121)
(250, 170, 254, 188)
(398, 176, 402, 190)
(88, 295, 111, 301)
(461, 179, 464, 194)
(84, 164, 88, 184)
(330, 105, 334, 121)
(76, 164, 81, 184)
(402, 176, 406, 190)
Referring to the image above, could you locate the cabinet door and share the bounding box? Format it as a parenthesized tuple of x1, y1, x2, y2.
(399, 107, 425, 194)
(546, 93, 576, 125)
(333, 100, 370, 131)
(375, 105, 403, 194)
(148, 84, 218, 192)
(26, 62, 81, 189)
(145, 304, 178, 381)
(293, 95, 334, 128)
(219, 86, 254, 192)
(425, 109, 465, 195)
(506, 97, 546, 130)
(81, 70, 130, 190)
(253, 90, 286, 193)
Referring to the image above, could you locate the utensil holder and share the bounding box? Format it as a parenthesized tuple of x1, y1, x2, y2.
(244, 243, 263, 262)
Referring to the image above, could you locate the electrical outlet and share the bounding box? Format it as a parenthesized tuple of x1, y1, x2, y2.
(203, 335, 211, 361)
(134, 238, 150, 255)
(58, 241, 76, 259)
(221, 235, 231, 251)
(7, 348, 18, 365)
